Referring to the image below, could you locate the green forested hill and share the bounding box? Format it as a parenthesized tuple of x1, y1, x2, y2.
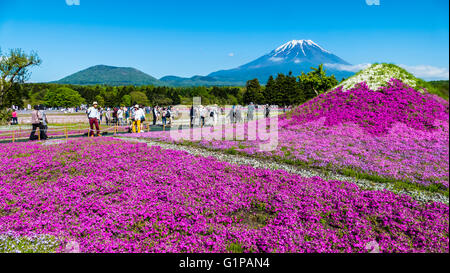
(53, 65, 162, 86)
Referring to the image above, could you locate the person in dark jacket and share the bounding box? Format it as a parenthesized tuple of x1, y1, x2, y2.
(39, 105, 48, 140)
(152, 106, 157, 126)
(265, 105, 270, 118)
(29, 105, 42, 141)
(190, 105, 194, 128)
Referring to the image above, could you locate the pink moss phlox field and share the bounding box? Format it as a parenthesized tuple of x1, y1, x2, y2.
(0, 126, 130, 140)
(0, 138, 448, 253)
(283, 79, 448, 136)
(131, 79, 449, 188)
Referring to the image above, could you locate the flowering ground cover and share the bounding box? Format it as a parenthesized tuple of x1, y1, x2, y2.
(0, 138, 448, 253)
(0, 126, 129, 141)
(130, 79, 449, 194)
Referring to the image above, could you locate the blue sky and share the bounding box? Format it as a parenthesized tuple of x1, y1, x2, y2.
(0, 0, 448, 82)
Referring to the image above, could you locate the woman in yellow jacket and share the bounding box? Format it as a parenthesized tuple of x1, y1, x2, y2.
(132, 105, 145, 133)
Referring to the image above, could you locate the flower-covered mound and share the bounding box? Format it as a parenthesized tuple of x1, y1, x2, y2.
(130, 79, 449, 191)
(0, 138, 448, 253)
(284, 79, 448, 136)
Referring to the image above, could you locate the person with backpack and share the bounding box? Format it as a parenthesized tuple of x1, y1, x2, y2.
(166, 106, 172, 126)
(212, 106, 219, 125)
(265, 104, 270, 118)
(228, 105, 236, 124)
(29, 105, 43, 141)
(199, 105, 206, 127)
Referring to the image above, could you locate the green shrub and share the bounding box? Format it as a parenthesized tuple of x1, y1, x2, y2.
(0, 108, 12, 125)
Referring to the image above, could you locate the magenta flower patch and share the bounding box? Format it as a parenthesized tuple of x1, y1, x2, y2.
(0, 138, 448, 253)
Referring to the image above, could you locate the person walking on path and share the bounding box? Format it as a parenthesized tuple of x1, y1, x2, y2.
(189, 105, 195, 128)
(98, 108, 103, 124)
(199, 105, 207, 127)
(117, 106, 124, 126)
(87, 102, 101, 137)
(228, 105, 236, 124)
(166, 106, 172, 126)
(124, 107, 130, 125)
(152, 106, 158, 126)
(112, 107, 118, 125)
(264, 104, 270, 118)
(105, 108, 112, 126)
(11, 110, 18, 125)
(212, 106, 219, 125)
(236, 106, 242, 123)
(139, 105, 146, 131)
(247, 102, 255, 121)
(39, 105, 49, 140)
(132, 105, 144, 133)
(29, 105, 43, 141)
(161, 107, 167, 126)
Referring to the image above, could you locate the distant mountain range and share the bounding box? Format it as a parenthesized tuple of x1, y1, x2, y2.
(53, 40, 355, 86)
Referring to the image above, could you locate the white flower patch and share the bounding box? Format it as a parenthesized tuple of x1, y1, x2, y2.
(337, 64, 420, 91)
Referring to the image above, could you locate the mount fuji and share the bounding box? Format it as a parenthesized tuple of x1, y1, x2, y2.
(161, 40, 355, 86)
(206, 40, 353, 84)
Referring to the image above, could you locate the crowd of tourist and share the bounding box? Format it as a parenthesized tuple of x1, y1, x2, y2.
(22, 102, 279, 140)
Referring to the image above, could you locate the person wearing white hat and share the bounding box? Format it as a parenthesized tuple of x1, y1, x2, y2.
(132, 104, 145, 133)
(86, 101, 101, 136)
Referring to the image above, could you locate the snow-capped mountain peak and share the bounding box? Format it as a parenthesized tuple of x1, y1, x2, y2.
(272, 40, 331, 56)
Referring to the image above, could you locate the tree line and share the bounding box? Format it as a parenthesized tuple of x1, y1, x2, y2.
(11, 84, 244, 108)
(7, 64, 339, 109)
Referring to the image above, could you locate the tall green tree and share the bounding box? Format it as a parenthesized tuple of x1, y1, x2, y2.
(285, 71, 299, 106)
(169, 90, 181, 105)
(243, 78, 263, 105)
(0, 48, 42, 109)
(273, 73, 287, 106)
(121, 94, 132, 106)
(5, 83, 28, 108)
(263, 75, 275, 105)
(44, 87, 85, 108)
(298, 64, 338, 101)
(95, 95, 105, 107)
(130, 91, 150, 106)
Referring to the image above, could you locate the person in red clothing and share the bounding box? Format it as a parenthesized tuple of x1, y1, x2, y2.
(86, 102, 101, 136)
(11, 109, 18, 125)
